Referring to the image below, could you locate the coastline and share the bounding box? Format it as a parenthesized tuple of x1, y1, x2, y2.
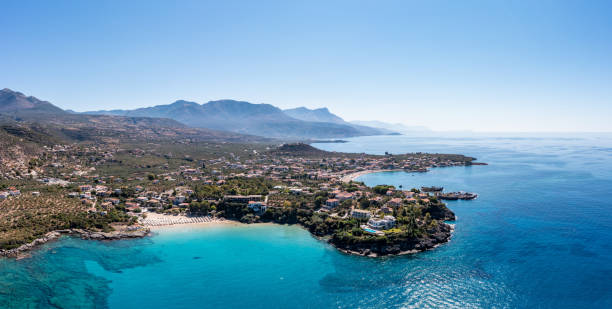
(332, 224, 454, 257)
(140, 212, 229, 228)
(0, 227, 150, 259)
(0, 212, 455, 259)
(0, 214, 241, 259)
(143, 213, 245, 231)
(341, 169, 407, 182)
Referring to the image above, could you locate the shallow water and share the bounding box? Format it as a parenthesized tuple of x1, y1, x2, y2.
(2, 134, 612, 308)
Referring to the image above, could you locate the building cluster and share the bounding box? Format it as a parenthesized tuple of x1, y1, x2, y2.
(0, 142, 469, 237)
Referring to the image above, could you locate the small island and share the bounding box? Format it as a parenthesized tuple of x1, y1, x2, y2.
(1, 141, 481, 258)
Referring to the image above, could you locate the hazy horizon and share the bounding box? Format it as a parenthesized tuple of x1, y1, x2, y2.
(2, 0, 611, 132)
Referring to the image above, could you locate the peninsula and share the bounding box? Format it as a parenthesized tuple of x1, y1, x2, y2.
(1, 139, 480, 257)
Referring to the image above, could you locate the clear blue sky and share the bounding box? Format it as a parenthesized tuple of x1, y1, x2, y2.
(1, 0, 611, 132)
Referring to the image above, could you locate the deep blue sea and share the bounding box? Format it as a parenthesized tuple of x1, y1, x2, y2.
(2, 134, 612, 308)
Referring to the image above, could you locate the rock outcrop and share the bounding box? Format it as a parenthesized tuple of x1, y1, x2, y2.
(0, 228, 150, 258)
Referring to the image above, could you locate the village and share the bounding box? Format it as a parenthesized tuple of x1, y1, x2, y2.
(0, 142, 476, 256)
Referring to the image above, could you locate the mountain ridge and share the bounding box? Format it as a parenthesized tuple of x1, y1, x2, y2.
(0, 88, 66, 114)
(86, 100, 390, 139)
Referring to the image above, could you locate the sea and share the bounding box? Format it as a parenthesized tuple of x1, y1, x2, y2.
(2, 133, 612, 308)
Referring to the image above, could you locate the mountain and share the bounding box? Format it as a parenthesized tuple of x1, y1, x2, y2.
(283, 106, 396, 135)
(0, 89, 269, 145)
(283, 107, 345, 124)
(351, 120, 431, 134)
(0, 88, 65, 114)
(87, 100, 389, 139)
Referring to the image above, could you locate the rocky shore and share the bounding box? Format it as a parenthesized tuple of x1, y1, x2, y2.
(0, 227, 150, 258)
(329, 222, 453, 257)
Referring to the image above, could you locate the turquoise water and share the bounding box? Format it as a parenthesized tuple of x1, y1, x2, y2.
(2, 134, 612, 308)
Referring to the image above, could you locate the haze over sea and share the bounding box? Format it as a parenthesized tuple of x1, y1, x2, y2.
(2, 134, 612, 308)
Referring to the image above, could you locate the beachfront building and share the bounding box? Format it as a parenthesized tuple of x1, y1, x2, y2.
(248, 201, 267, 213)
(368, 216, 397, 230)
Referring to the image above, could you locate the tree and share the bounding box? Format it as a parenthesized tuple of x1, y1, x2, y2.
(358, 197, 370, 209)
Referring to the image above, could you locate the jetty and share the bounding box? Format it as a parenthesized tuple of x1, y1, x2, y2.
(438, 191, 478, 200)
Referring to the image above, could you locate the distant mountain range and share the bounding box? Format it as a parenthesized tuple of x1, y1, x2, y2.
(0, 88, 269, 146)
(85, 100, 392, 139)
(350, 120, 430, 134)
(0, 88, 403, 141)
(282, 107, 393, 135)
(283, 107, 345, 124)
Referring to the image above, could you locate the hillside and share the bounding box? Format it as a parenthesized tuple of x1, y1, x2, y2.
(268, 143, 331, 156)
(0, 88, 65, 114)
(284, 106, 395, 135)
(283, 107, 345, 124)
(87, 100, 389, 139)
(0, 90, 272, 170)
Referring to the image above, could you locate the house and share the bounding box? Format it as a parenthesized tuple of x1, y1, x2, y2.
(351, 209, 371, 219)
(173, 195, 186, 205)
(224, 195, 263, 203)
(380, 206, 393, 214)
(325, 198, 339, 208)
(367, 216, 397, 230)
(248, 201, 267, 213)
(147, 199, 161, 208)
(335, 192, 353, 201)
(125, 202, 139, 209)
(80, 192, 91, 199)
(0, 192, 8, 200)
(387, 198, 403, 208)
(31, 191, 40, 196)
(289, 188, 304, 195)
(9, 190, 21, 196)
(106, 198, 120, 205)
(370, 196, 383, 205)
(79, 185, 92, 192)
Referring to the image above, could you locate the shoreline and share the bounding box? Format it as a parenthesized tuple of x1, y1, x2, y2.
(0, 214, 239, 259)
(333, 224, 455, 257)
(1, 214, 455, 259)
(140, 212, 229, 228)
(0, 227, 150, 259)
(341, 169, 407, 182)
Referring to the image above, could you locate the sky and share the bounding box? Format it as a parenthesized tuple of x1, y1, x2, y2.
(1, 0, 611, 132)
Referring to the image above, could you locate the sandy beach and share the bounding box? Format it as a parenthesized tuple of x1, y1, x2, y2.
(340, 169, 404, 182)
(140, 212, 232, 228)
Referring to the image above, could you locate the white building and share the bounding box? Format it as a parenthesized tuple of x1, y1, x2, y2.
(248, 201, 267, 213)
(367, 216, 397, 230)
